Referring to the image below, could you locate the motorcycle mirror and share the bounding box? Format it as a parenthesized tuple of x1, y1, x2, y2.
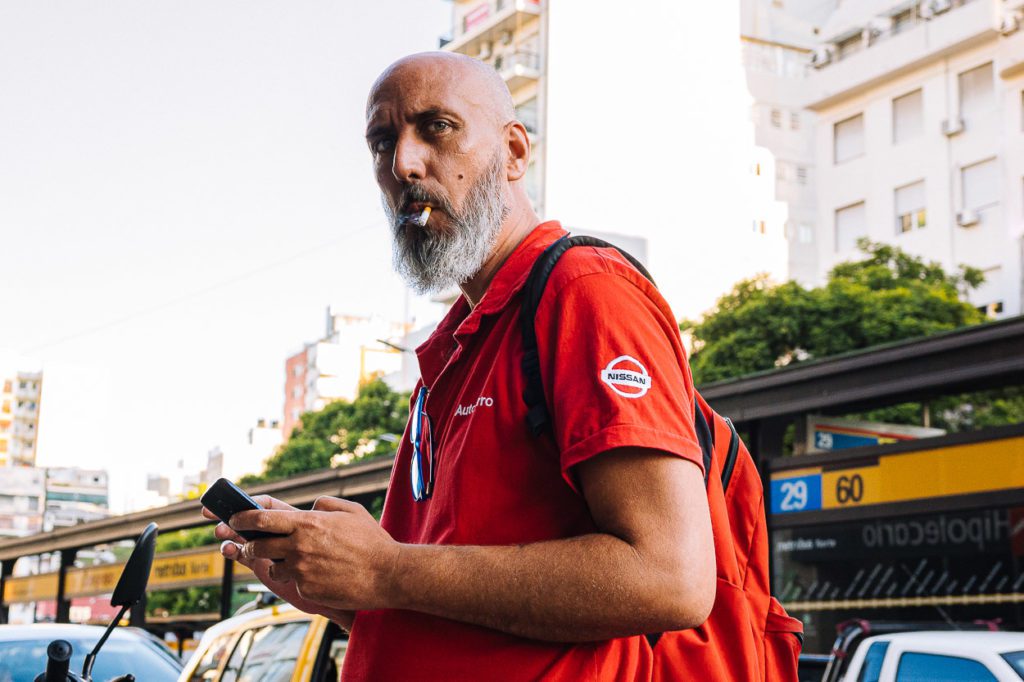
(82, 523, 158, 680)
(110, 522, 157, 607)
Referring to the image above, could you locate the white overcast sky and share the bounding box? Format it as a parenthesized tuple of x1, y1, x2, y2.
(1, 1, 766, 515)
(0, 1, 452, 511)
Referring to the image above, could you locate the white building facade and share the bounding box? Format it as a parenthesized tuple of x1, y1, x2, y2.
(806, 0, 1024, 316)
(43, 467, 109, 531)
(440, 1, 791, 323)
(0, 361, 43, 468)
(740, 0, 834, 285)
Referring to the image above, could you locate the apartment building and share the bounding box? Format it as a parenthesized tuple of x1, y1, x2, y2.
(741, 0, 836, 285)
(0, 467, 45, 537)
(0, 369, 42, 467)
(805, 0, 1024, 316)
(283, 308, 405, 437)
(442, 0, 546, 212)
(441, 1, 790, 322)
(43, 467, 109, 531)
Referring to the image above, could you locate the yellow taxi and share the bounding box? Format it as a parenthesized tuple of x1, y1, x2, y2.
(178, 602, 346, 682)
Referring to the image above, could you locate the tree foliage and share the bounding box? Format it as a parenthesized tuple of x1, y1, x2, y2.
(241, 379, 410, 485)
(685, 240, 986, 384)
(684, 240, 1023, 440)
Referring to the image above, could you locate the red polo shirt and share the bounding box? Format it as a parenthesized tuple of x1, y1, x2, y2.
(342, 221, 703, 681)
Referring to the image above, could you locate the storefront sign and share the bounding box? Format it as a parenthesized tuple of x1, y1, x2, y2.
(3, 546, 254, 604)
(807, 416, 944, 453)
(771, 434, 1024, 514)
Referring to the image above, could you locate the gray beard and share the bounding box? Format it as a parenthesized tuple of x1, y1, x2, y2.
(384, 153, 509, 295)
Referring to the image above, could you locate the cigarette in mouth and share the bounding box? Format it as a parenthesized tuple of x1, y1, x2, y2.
(416, 206, 431, 226)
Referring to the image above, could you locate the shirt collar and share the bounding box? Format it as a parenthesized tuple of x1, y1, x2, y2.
(415, 220, 566, 385)
(471, 220, 567, 318)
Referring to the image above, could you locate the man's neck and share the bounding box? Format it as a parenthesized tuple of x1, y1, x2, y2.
(460, 200, 540, 308)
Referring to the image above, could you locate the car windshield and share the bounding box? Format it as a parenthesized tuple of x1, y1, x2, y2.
(1002, 651, 1024, 680)
(0, 637, 181, 682)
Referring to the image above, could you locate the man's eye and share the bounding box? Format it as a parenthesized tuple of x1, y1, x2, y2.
(427, 120, 451, 134)
(372, 138, 395, 154)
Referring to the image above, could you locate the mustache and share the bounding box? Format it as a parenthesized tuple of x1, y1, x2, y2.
(396, 185, 455, 218)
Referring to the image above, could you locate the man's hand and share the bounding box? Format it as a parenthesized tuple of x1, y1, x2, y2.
(221, 496, 400, 613)
(202, 495, 355, 630)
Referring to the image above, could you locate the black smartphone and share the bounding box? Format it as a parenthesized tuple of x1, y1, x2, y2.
(201, 477, 283, 540)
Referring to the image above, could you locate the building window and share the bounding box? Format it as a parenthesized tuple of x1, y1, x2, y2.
(892, 9, 914, 34)
(790, 112, 800, 130)
(959, 62, 994, 126)
(462, 3, 491, 34)
(977, 301, 1004, 317)
(835, 201, 866, 252)
(798, 223, 814, 244)
(796, 166, 808, 185)
(516, 98, 539, 136)
(895, 180, 927, 233)
(753, 220, 768, 234)
(770, 109, 782, 128)
(893, 89, 923, 144)
(962, 157, 999, 221)
(834, 114, 864, 164)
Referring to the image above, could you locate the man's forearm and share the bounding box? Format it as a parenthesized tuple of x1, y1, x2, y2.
(383, 532, 707, 643)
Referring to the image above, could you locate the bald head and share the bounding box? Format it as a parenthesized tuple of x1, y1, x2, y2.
(364, 51, 536, 298)
(368, 52, 516, 128)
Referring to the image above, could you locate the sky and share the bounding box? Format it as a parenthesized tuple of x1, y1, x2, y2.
(0, 1, 452, 511)
(0, 1, 777, 515)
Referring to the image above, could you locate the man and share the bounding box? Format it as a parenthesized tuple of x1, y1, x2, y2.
(206, 52, 714, 680)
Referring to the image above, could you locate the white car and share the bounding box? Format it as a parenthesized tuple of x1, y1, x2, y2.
(842, 631, 1024, 682)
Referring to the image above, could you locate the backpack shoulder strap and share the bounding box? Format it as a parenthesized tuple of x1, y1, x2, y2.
(519, 234, 653, 438)
(518, 234, 722, 491)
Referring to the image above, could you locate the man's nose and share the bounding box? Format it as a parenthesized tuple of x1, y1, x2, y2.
(391, 133, 427, 184)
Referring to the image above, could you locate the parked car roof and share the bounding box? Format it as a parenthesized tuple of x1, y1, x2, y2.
(868, 631, 1024, 653)
(0, 623, 182, 682)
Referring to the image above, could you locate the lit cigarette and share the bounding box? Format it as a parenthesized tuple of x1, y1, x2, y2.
(417, 206, 431, 226)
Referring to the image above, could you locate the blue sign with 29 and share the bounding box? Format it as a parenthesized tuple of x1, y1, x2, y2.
(770, 473, 823, 514)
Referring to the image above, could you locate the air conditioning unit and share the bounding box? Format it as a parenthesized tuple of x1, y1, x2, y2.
(957, 209, 980, 227)
(942, 118, 965, 136)
(868, 16, 893, 36)
(999, 12, 1021, 35)
(811, 46, 834, 68)
(920, 0, 952, 19)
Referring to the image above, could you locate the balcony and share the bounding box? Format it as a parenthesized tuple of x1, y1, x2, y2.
(445, 0, 542, 57)
(495, 50, 541, 90)
(805, 0, 996, 109)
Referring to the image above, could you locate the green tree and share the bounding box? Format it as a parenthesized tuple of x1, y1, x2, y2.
(145, 527, 221, 617)
(684, 240, 1021, 440)
(685, 239, 986, 384)
(241, 379, 410, 485)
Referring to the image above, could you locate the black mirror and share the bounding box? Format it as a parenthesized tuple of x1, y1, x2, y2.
(82, 523, 159, 680)
(110, 522, 157, 607)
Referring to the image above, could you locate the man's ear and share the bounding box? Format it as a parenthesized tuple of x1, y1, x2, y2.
(505, 121, 531, 182)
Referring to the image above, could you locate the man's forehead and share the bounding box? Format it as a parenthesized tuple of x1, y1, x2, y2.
(372, 68, 471, 117)
(366, 56, 504, 125)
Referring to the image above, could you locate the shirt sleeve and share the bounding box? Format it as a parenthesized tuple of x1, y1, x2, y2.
(534, 268, 704, 492)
